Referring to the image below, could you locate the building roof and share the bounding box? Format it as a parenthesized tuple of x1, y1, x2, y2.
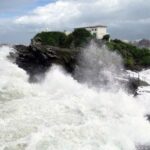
(75, 25, 107, 29)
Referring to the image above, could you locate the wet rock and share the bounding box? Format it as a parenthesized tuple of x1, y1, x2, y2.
(128, 77, 149, 95)
(12, 43, 78, 81)
(146, 115, 150, 121)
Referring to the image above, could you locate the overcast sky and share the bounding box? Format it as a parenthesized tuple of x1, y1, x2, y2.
(0, 0, 150, 44)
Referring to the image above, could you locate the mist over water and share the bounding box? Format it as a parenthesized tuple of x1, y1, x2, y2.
(0, 45, 150, 150)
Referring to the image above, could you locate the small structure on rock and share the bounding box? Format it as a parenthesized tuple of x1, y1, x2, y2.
(75, 25, 108, 39)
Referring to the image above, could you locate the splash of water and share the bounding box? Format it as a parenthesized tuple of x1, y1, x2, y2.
(75, 42, 125, 90)
(0, 45, 150, 150)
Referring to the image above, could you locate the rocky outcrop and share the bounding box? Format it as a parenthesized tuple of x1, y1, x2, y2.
(9, 38, 149, 94)
(132, 39, 150, 49)
(138, 39, 150, 48)
(12, 42, 78, 81)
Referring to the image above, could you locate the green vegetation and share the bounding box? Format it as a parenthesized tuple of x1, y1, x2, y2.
(107, 39, 150, 70)
(102, 34, 110, 41)
(33, 31, 67, 48)
(33, 28, 92, 48)
(65, 28, 92, 48)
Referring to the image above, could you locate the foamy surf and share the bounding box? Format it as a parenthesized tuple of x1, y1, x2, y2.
(0, 46, 150, 150)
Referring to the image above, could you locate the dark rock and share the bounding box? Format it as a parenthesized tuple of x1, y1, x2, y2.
(127, 77, 149, 95)
(12, 43, 78, 82)
(146, 115, 150, 121)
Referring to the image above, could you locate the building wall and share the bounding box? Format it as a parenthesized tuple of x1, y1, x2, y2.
(64, 31, 71, 35)
(97, 27, 107, 39)
(85, 27, 97, 38)
(85, 27, 107, 39)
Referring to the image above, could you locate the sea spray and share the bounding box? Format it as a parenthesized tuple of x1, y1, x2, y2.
(0, 46, 150, 150)
(0, 46, 35, 101)
(75, 42, 125, 91)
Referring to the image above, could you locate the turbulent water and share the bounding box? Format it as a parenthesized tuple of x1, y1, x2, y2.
(0, 45, 150, 150)
(75, 43, 124, 89)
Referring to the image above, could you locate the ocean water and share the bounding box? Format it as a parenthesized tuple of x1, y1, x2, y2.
(0, 45, 150, 150)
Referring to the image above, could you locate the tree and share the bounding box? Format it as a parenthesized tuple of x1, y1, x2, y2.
(71, 28, 92, 48)
(102, 34, 110, 41)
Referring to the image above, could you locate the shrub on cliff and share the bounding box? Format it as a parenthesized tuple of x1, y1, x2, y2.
(33, 31, 67, 48)
(65, 28, 92, 48)
(33, 29, 92, 49)
(71, 28, 92, 48)
(107, 39, 150, 70)
(102, 34, 110, 41)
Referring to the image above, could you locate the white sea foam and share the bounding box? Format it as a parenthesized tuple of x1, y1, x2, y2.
(127, 70, 150, 85)
(0, 46, 150, 150)
(127, 68, 150, 115)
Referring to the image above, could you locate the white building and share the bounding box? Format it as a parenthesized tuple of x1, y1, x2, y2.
(76, 25, 107, 39)
(63, 30, 71, 35)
